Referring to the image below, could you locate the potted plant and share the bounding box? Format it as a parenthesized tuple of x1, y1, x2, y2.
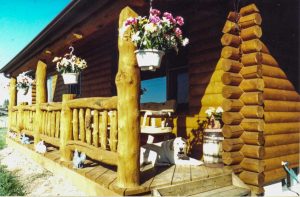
(119, 9, 189, 71)
(16, 72, 34, 95)
(52, 46, 87, 84)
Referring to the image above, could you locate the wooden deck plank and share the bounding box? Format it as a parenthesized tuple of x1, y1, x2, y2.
(172, 165, 191, 184)
(191, 165, 209, 181)
(95, 169, 117, 188)
(206, 166, 226, 177)
(155, 173, 233, 196)
(192, 185, 250, 197)
(86, 165, 109, 181)
(150, 165, 175, 188)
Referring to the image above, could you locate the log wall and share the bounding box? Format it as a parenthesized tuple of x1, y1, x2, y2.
(220, 4, 300, 194)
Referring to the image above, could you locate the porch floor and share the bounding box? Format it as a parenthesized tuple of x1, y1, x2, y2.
(6, 137, 232, 196)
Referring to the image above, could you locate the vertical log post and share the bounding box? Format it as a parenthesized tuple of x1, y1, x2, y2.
(116, 6, 140, 188)
(34, 61, 47, 144)
(8, 78, 17, 131)
(60, 94, 76, 161)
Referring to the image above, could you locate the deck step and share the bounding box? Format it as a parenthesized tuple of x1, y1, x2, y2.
(152, 173, 250, 196)
(190, 185, 250, 196)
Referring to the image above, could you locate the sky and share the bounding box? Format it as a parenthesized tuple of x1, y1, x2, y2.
(0, 0, 70, 105)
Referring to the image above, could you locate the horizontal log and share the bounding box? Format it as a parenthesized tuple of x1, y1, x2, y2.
(240, 92, 263, 105)
(264, 100, 300, 112)
(222, 138, 243, 151)
(66, 96, 117, 110)
(264, 112, 300, 123)
(222, 151, 244, 165)
(264, 122, 300, 135)
(261, 53, 279, 67)
(264, 153, 299, 171)
(40, 103, 62, 111)
(263, 76, 295, 91)
(222, 86, 243, 99)
(239, 78, 264, 92)
(21, 105, 36, 111)
(221, 33, 241, 47)
(222, 20, 239, 35)
(220, 58, 242, 73)
(227, 11, 240, 22)
(240, 4, 260, 17)
(240, 65, 262, 79)
(221, 46, 240, 60)
(190, 70, 224, 85)
(240, 158, 265, 173)
(261, 65, 287, 79)
(240, 25, 262, 41)
(222, 99, 244, 112)
(241, 144, 264, 159)
(199, 94, 224, 107)
(241, 131, 264, 145)
(240, 119, 264, 132)
(222, 112, 243, 125)
(264, 133, 299, 146)
(264, 143, 299, 159)
(222, 72, 243, 86)
(263, 88, 300, 101)
(241, 39, 270, 54)
(231, 164, 243, 174)
(263, 167, 300, 185)
(67, 140, 118, 166)
(247, 185, 264, 195)
(239, 13, 262, 29)
(241, 52, 262, 66)
(240, 106, 264, 118)
(239, 171, 264, 186)
(222, 125, 244, 138)
(40, 134, 60, 147)
(189, 82, 224, 96)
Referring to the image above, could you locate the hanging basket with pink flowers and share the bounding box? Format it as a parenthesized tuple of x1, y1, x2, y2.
(119, 8, 189, 71)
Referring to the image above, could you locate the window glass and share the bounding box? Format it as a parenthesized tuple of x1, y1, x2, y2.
(177, 72, 188, 104)
(47, 76, 53, 102)
(141, 76, 166, 103)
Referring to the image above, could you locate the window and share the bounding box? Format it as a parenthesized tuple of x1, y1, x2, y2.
(47, 76, 53, 102)
(167, 68, 189, 105)
(141, 76, 166, 103)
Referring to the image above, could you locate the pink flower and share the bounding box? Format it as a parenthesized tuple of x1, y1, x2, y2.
(163, 12, 176, 24)
(176, 16, 184, 26)
(150, 9, 161, 16)
(175, 27, 182, 37)
(150, 15, 160, 24)
(125, 17, 137, 26)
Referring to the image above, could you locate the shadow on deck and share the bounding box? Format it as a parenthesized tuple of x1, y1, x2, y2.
(6, 137, 236, 196)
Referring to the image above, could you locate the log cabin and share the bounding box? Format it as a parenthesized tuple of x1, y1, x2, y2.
(1, 0, 299, 195)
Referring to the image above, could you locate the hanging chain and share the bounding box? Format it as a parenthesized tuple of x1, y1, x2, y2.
(149, 0, 153, 16)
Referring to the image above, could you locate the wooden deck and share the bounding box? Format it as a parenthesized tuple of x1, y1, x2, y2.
(6, 137, 233, 196)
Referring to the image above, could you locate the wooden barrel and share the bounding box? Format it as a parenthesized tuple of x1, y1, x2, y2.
(203, 129, 224, 163)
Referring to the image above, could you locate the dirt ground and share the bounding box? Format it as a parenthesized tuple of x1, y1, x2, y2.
(0, 146, 87, 196)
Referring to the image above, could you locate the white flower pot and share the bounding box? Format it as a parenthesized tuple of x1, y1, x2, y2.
(135, 49, 165, 71)
(62, 73, 79, 84)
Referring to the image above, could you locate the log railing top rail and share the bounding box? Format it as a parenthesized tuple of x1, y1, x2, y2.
(40, 102, 62, 111)
(65, 96, 117, 110)
(12, 104, 36, 111)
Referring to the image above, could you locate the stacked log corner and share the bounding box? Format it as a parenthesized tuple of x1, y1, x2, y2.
(233, 4, 299, 194)
(237, 5, 265, 194)
(221, 11, 244, 176)
(116, 6, 140, 188)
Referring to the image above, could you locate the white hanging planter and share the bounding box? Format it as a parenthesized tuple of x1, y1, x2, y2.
(62, 73, 79, 84)
(135, 49, 165, 71)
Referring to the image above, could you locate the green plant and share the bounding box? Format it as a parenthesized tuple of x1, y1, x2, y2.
(0, 128, 6, 150)
(0, 165, 25, 196)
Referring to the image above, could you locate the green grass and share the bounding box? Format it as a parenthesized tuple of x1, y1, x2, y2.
(0, 128, 7, 150)
(0, 165, 25, 196)
(0, 124, 26, 196)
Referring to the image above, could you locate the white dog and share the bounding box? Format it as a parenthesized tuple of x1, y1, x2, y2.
(140, 137, 203, 166)
(35, 140, 47, 154)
